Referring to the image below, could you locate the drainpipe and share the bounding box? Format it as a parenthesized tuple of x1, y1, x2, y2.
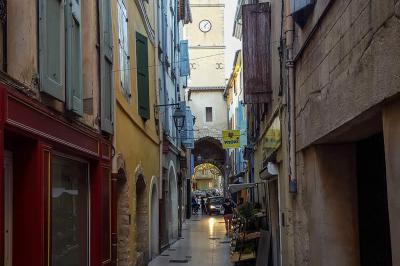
(155, 3, 163, 196)
(285, 0, 297, 193)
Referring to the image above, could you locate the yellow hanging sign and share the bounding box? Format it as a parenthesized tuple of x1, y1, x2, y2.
(222, 130, 241, 149)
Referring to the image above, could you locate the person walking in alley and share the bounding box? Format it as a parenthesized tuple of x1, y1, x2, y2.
(222, 198, 234, 236)
(200, 197, 207, 214)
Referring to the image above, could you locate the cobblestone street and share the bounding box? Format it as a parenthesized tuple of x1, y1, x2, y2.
(149, 215, 233, 266)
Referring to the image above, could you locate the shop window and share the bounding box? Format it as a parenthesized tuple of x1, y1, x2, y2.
(52, 155, 89, 266)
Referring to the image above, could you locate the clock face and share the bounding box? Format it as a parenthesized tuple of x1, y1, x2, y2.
(199, 20, 212, 33)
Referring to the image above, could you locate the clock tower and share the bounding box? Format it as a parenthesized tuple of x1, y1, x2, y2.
(184, 0, 225, 87)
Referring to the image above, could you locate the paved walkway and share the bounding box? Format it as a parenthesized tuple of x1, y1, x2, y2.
(149, 215, 233, 266)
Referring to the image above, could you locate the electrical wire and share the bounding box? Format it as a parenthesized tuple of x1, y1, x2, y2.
(112, 52, 225, 73)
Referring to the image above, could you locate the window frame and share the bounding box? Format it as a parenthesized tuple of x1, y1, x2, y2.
(205, 107, 213, 122)
(117, 0, 130, 101)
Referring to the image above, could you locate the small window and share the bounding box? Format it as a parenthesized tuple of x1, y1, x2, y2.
(206, 107, 212, 122)
(291, 0, 316, 27)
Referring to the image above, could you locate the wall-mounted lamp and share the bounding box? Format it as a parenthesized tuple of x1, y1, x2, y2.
(154, 103, 186, 132)
(173, 106, 186, 132)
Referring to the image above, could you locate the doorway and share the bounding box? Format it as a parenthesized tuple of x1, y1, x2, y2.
(357, 133, 392, 265)
(4, 151, 12, 266)
(136, 175, 148, 262)
(268, 179, 281, 266)
(150, 182, 159, 259)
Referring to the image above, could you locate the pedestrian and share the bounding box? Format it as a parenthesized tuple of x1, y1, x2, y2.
(222, 198, 234, 237)
(192, 196, 199, 214)
(200, 197, 207, 214)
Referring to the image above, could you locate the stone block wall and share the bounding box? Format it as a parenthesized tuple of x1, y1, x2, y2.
(294, 0, 400, 150)
(289, 0, 400, 264)
(118, 182, 133, 266)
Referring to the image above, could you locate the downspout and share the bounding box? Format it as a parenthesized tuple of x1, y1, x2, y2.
(111, 116, 118, 266)
(156, 0, 163, 197)
(103, 0, 117, 262)
(285, 0, 297, 192)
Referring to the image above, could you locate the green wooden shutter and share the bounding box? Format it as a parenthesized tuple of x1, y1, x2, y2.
(136, 32, 150, 120)
(65, 0, 83, 116)
(100, 0, 114, 134)
(39, 0, 65, 101)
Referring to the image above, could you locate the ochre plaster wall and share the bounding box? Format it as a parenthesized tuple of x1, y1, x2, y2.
(112, 0, 160, 265)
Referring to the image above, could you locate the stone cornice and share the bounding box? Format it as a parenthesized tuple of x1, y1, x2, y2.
(134, 0, 155, 45)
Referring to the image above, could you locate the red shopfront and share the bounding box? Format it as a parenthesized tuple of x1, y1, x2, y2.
(0, 84, 116, 266)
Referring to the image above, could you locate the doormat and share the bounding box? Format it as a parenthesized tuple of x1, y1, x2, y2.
(161, 254, 170, 257)
(209, 237, 221, 240)
(169, 259, 189, 263)
(219, 241, 230, 244)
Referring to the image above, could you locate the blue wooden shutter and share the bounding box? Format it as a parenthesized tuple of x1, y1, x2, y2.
(136, 32, 150, 120)
(180, 40, 189, 77)
(65, 0, 83, 116)
(182, 107, 194, 149)
(100, 0, 114, 133)
(39, 0, 65, 101)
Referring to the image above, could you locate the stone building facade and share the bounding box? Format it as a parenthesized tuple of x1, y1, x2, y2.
(237, 0, 400, 265)
(291, 0, 400, 265)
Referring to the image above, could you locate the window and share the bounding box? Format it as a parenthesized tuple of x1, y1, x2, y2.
(290, 0, 316, 27)
(39, 0, 83, 116)
(52, 155, 89, 266)
(117, 0, 130, 100)
(136, 32, 150, 120)
(206, 107, 212, 122)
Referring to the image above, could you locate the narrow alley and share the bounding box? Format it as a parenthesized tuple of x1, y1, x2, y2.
(149, 215, 232, 266)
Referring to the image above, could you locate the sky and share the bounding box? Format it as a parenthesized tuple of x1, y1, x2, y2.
(224, 0, 242, 81)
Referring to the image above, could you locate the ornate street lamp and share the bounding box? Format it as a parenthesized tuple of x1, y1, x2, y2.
(173, 106, 186, 132)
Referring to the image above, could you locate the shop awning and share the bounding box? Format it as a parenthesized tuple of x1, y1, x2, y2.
(229, 171, 246, 184)
(228, 183, 257, 194)
(259, 162, 278, 180)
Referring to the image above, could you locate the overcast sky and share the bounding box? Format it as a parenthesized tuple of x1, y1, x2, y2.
(224, 0, 242, 81)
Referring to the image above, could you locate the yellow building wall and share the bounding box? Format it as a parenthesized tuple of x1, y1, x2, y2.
(112, 0, 160, 264)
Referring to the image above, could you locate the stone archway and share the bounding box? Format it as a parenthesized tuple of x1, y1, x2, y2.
(135, 173, 148, 265)
(149, 176, 159, 259)
(168, 162, 179, 242)
(194, 137, 226, 174)
(193, 137, 227, 196)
